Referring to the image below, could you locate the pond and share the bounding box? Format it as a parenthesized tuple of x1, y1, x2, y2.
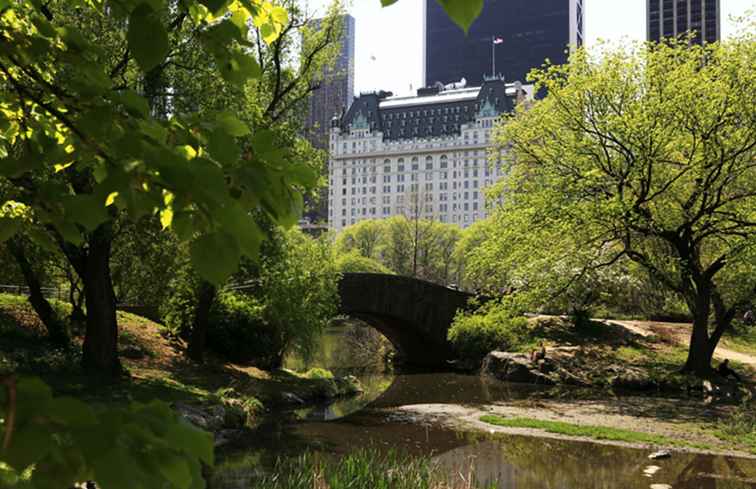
(213, 321, 756, 489)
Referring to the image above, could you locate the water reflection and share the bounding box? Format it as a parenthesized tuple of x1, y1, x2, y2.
(283, 319, 395, 421)
(214, 323, 756, 489)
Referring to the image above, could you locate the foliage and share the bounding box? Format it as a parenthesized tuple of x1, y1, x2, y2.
(335, 251, 394, 274)
(448, 302, 529, 364)
(161, 264, 201, 338)
(206, 291, 278, 367)
(163, 227, 338, 367)
(0, 376, 213, 489)
(0, 0, 310, 286)
(483, 33, 756, 374)
(110, 217, 181, 311)
(244, 227, 339, 365)
(334, 217, 463, 285)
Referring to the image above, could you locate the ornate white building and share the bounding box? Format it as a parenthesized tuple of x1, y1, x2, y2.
(327, 77, 531, 231)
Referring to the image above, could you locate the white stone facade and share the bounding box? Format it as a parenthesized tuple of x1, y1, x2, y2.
(327, 86, 526, 231)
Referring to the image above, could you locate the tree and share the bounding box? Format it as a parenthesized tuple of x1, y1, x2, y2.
(488, 33, 756, 376)
(0, 0, 311, 377)
(334, 219, 386, 259)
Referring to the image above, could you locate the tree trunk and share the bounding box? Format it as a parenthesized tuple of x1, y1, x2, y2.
(6, 239, 69, 345)
(682, 292, 716, 377)
(81, 225, 122, 378)
(187, 280, 216, 363)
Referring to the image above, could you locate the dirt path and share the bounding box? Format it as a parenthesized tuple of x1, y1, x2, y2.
(608, 319, 756, 367)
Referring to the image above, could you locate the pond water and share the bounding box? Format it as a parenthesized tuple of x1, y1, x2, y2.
(213, 321, 756, 489)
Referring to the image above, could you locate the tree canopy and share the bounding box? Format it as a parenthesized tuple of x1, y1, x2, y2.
(482, 32, 756, 375)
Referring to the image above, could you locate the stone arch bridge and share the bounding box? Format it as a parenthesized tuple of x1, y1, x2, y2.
(338, 273, 481, 368)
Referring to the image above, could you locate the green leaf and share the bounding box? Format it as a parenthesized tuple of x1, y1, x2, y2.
(0, 217, 21, 242)
(199, 0, 233, 16)
(190, 232, 241, 285)
(113, 90, 150, 118)
(61, 194, 109, 231)
(207, 129, 240, 166)
(218, 50, 261, 86)
(157, 454, 192, 489)
(216, 112, 250, 137)
(128, 3, 170, 72)
(435, 0, 483, 33)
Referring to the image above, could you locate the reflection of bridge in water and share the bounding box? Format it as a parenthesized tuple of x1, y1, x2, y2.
(338, 273, 481, 368)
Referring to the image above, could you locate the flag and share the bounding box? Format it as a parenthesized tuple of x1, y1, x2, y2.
(493, 37, 504, 44)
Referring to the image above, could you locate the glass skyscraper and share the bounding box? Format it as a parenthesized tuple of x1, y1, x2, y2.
(305, 15, 356, 151)
(423, 0, 584, 87)
(647, 0, 720, 45)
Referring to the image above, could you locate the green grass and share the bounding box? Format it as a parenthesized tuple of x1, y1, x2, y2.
(213, 450, 494, 489)
(722, 323, 756, 356)
(479, 415, 674, 446)
(714, 403, 756, 454)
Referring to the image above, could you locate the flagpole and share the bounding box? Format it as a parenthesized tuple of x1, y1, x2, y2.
(491, 36, 495, 77)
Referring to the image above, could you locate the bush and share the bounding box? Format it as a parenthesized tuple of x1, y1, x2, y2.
(448, 303, 530, 365)
(206, 292, 284, 368)
(335, 251, 394, 274)
(160, 265, 198, 338)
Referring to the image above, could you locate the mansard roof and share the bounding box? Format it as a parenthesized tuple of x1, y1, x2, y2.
(338, 78, 518, 141)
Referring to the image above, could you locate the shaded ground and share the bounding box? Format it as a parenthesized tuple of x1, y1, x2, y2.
(0, 294, 350, 411)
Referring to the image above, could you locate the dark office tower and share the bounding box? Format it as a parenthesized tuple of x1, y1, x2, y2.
(647, 0, 720, 44)
(423, 0, 584, 87)
(304, 14, 355, 150)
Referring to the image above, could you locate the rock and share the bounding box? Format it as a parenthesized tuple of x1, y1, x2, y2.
(648, 449, 672, 460)
(173, 402, 226, 432)
(649, 485, 672, 489)
(280, 391, 306, 405)
(481, 352, 555, 385)
(610, 371, 657, 391)
(214, 429, 244, 448)
(335, 375, 364, 395)
(119, 345, 146, 359)
(643, 465, 661, 477)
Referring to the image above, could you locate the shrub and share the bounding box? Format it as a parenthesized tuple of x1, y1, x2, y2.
(206, 291, 284, 368)
(160, 265, 199, 338)
(335, 251, 394, 274)
(448, 303, 530, 365)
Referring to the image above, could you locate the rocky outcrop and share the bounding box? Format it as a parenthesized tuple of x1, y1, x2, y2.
(173, 398, 259, 447)
(481, 352, 555, 385)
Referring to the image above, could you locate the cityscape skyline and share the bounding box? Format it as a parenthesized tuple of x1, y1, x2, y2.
(424, 0, 583, 87)
(304, 0, 754, 96)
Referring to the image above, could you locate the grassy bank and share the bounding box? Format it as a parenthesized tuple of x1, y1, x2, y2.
(479, 415, 674, 445)
(0, 294, 355, 416)
(502, 316, 754, 388)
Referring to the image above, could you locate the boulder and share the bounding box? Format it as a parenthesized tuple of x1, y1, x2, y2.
(280, 391, 306, 405)
(481, 352, 555, 385)
(610, 370, 657, 391)
(173, 402, 226, 432)
(648, 449, 672, 460)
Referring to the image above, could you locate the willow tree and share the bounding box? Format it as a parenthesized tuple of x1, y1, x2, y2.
(489, 33, 756, 376)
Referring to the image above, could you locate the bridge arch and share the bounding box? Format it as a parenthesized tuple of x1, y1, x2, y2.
(337, 273, 478, 368)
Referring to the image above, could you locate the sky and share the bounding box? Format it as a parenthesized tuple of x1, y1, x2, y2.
(302, 0, 755, 96)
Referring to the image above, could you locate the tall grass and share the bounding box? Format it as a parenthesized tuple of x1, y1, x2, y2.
(214, 450, 492, 489)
